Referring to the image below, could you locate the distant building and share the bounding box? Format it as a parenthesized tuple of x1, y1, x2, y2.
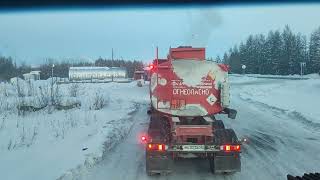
(23, 71, 41, 81)
(69, 66, 127, 81)
(10, 77, 24, 84)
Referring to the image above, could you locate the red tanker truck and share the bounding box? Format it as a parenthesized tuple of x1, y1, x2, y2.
(145, 46, 241, 175)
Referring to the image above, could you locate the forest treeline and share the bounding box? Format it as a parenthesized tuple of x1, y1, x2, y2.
(218, 25, 320, 75)
(0, 57, 144, 80)
(2, 25, 320, 81)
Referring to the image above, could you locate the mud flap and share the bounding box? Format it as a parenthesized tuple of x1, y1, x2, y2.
(210, 153, 241, 173)
(146, 153, 172, 175)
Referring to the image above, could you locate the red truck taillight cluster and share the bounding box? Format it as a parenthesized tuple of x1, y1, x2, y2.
(220, 145, 241, 152)
(147, 144, 166, 151)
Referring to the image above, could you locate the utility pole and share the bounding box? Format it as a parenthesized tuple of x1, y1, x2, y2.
(111, 48, 114, 81)
(111, 48, 114, 67)
(51, 64, 55, 105)
(300, 62, 306, 76)
(112, 48, 114, 61)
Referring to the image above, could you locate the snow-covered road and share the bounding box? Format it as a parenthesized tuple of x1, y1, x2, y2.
(75, 78, 320, 180)
(75, 104, 149, 180)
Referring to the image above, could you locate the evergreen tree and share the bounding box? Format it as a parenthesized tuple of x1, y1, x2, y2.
(222, 52, 229, 64)
(309, 27, 320, 74)
(216, 55, 222, 63)
(228, 46, 242, 73)
(281, 25, 296, 75)
(0, 57, 17, 80)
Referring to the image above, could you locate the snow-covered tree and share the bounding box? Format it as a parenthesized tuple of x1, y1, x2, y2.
(309, 27, 320, 73)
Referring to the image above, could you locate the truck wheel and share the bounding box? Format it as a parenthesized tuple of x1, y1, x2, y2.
(146, 113, 171, 176)
(213, 129, 238, 144)
(213, 120, 225, 129)
(209, 157, 215, 173)
(147, 106, 154, 115)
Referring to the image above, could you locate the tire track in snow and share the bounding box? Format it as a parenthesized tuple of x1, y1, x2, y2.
(76, 104, 150, 180)
(230, 93, 320, 179)
(75, 79, 320, 180)
(58, 103, 142, 180)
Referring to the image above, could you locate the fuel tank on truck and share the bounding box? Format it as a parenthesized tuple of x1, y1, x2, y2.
(150, 58, 230, 117)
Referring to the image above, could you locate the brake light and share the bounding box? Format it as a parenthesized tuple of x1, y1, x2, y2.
(147, 144, 166, 151)
(141, 136, 147, 142)
(220, 145, 241, 152)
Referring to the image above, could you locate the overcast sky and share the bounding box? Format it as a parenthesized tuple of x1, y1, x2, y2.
(0, 3, 320, 65)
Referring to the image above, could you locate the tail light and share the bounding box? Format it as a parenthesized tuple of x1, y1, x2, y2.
(141, 136, 147, 142)
(149, 64, 154, 70)
(139, 134, 148, 143)
(147, 144, 166, 151)
(220, 145, 241, 152)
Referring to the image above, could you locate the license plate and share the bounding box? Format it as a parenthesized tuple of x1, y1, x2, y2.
(182, 145, 205, 151)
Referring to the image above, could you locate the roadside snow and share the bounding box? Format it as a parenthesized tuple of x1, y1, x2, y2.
(0, 80, 148, 180)
(230, 74, 320, 126)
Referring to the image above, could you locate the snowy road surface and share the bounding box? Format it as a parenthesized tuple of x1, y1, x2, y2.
(75, 78, 320, 180)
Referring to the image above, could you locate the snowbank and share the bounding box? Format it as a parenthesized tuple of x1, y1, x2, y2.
(0, 80, 149, 180)
(230, 73, 320, 80)
(230, 75, 320, 126)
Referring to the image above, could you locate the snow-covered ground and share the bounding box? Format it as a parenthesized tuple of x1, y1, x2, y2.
(0, 80, 149, 180)
(230, 74, 320, 128)
(77, 74, 320, 180)
(1, 74, 319, 180)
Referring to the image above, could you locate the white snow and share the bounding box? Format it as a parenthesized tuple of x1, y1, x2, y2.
(230, 74, 320, 125)
(172, 60, 227, 89)
(0, 79, 149, 180)
(1, 74, 320, 180)
(75, 73, 320, 180)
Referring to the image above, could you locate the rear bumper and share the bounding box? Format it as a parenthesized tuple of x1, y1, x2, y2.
(167, 144, 240, 153)
(146, 149, 241, 173)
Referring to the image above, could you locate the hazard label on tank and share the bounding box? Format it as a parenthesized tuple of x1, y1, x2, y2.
(207, 93, 217, 105)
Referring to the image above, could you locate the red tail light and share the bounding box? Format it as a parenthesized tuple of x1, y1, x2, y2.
(141, 136, 147, 142)
(220, 145, 241, 152)
(147, 144, 166, 151)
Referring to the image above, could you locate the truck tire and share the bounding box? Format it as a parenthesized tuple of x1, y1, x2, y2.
(146, 113, 171, 175)
(213, 120, 225, 129)
(213, 129, 238, 144)
(147, 106, 154, 115)
(210, 129, 241, 174)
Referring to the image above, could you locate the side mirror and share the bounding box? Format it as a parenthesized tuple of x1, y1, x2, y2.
(224, 108, 237, 119)
(228, 109, 237, 119)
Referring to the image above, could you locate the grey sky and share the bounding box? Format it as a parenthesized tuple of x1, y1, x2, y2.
(0, 3, 320, 65)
